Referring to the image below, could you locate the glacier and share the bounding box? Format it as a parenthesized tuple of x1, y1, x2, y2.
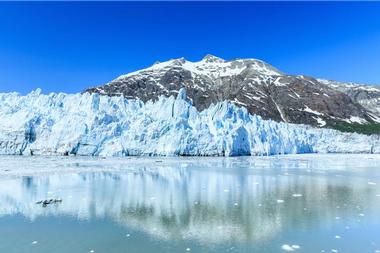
(0, 88, 379, 156)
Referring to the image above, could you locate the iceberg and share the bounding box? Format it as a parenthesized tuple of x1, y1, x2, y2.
(0, 88, 379, 156)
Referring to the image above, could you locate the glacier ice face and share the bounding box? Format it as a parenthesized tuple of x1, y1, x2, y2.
(0, 88, 379, 156)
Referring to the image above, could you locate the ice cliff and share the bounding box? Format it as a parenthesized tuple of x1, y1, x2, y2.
(0, 88, 379, 156)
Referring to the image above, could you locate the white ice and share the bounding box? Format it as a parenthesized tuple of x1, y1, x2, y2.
(1, 88, 379, 156)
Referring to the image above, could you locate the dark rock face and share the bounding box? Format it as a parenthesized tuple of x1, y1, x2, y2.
(85, 55, 378, 129)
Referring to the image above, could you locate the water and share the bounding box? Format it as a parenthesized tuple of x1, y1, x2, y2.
(0, 154, 380, 253)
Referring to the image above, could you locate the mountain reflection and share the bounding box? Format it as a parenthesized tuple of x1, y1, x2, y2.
(0, 155, 379, 244)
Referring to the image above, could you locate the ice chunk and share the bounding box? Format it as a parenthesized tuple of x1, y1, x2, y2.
(281, 244, 300, 251)
(281, 245, 295, 251)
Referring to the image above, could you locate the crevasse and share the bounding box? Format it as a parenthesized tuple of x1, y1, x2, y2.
(0, 88, 379, 156)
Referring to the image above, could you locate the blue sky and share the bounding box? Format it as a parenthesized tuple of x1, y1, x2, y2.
(0, 2, 380, 94)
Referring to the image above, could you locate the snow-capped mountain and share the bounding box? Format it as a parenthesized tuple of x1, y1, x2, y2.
(0, 88, 379, 157)
(86, 55, 379, 132)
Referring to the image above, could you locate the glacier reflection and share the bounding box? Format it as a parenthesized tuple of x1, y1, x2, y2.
(0, 155, 380, 245)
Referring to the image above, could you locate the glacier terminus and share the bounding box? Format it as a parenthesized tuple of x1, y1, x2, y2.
(0, 88, 379, 156)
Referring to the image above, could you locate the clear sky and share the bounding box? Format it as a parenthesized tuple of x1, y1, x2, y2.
(0, 2, 380, 94)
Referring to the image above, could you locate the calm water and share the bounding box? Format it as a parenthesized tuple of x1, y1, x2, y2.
(0, 155, 380, 253)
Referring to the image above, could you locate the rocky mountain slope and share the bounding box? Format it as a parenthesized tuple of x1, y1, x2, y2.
(318, 79, 380, 122)
(85, 55, 380, 134)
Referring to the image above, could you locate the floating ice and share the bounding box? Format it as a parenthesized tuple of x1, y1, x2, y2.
(281, 244, 300, 251)
(0, 90, 380, 156)
(281, 245, 294, 251)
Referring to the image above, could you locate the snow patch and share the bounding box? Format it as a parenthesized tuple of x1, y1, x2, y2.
(303, 106, 322, 116)
(313, 117, 326, 127)
(343, 116, 367, 124)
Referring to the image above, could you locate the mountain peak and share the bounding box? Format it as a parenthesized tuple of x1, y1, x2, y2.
(202, 54, 225, 63)
(171, 57, 187, 65)
(86, 56, 379, 133)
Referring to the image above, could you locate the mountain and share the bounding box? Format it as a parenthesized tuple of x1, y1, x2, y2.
(318, 79, 380, 121)
(0, 89, 379, 157)
(85, 55, 380, 134)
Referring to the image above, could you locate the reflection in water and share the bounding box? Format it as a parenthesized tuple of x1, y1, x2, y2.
(0, 155, 380, 247)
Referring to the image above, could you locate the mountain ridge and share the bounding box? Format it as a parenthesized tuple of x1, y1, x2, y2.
(85, 55, 380, 134)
